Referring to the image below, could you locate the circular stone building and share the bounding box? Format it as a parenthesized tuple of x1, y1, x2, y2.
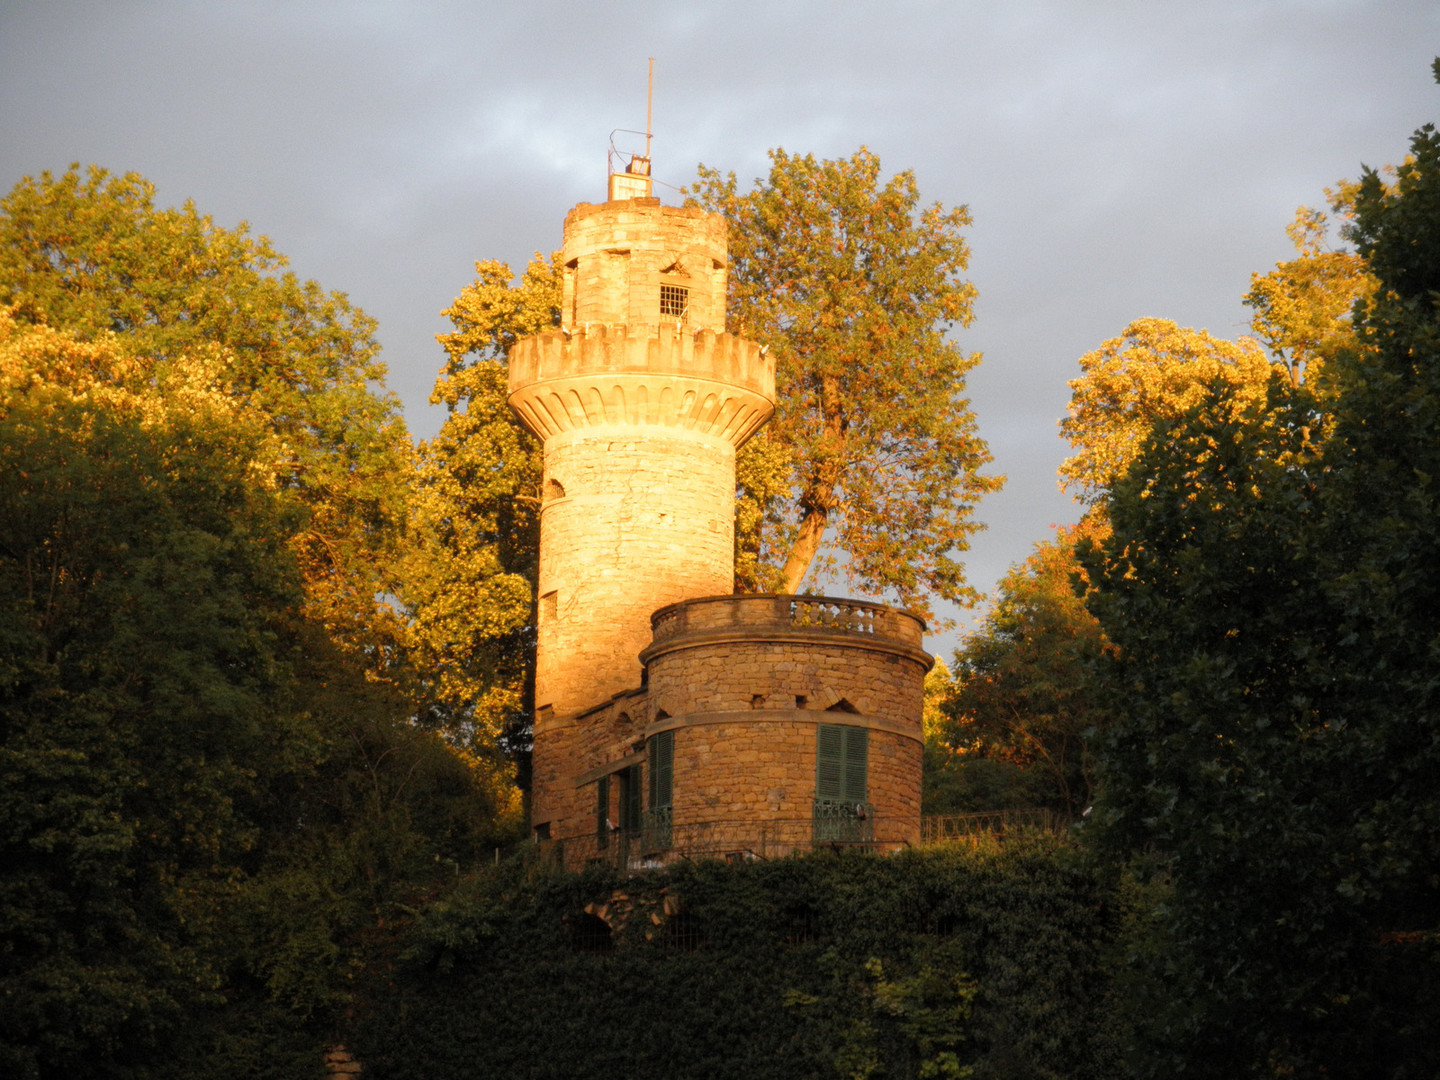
(640, 595, 930, 854)
(505, 158, 933, 861)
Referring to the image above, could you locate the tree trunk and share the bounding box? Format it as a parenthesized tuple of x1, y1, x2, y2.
(779, 508, 827, 593)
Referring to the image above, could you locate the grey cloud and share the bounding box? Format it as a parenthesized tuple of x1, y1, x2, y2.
(3, 0, 1436, 654)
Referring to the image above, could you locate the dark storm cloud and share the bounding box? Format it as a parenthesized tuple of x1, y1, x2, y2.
(3, 0, 1437, 651)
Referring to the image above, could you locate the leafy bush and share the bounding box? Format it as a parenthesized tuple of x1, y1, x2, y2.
(350, 841, 1122, 1080)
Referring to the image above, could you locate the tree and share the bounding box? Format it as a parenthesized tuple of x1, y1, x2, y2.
(689, 149, 1001, 616)
(1082, 367, 1426, 1075)
(1065, 200, 1376, 509)
(1081, 80, 1440, 1074)
(941, 521, 1112, 818)
(1059, 317, 1274, 502)
(0, 171, 516, 1076)
(922, 648, 1039, 817)
(1243, 194, 1376, 394)
(399, 254, 558, 785)
(0, 310, 300, 1074)
(1323, 80, 1440, 963)
(0, 164, 412, 667)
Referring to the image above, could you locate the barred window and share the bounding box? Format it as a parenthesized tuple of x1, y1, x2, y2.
(659, 283, 688, 319)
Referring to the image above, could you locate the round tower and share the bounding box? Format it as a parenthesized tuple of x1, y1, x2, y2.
(640, 595, 932, 853)
(508, 196, 775, 836)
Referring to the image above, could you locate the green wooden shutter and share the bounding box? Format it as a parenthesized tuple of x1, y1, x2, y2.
(817, 724, 868, 803)
(842, 726, 868, 803)
(595, 777, 610, 844)
(620, 765, 643, 831)
(817, 724, 844, 801)
(648, 730, 673, 809)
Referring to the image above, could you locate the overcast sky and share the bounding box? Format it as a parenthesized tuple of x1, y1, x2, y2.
(3, 1, 1437, 656)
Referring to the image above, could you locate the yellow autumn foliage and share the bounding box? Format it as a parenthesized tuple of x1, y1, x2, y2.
(1059, 317, 1274, 503)
(397, 253, 557, 750)
(0, 307, 277, 475)
(1244, 196, 1376, 393)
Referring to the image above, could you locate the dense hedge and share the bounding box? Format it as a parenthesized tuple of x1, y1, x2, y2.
(350, 839, 1123, 1079)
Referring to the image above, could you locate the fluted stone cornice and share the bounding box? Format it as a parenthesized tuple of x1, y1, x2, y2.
(508, 324, 775, 446)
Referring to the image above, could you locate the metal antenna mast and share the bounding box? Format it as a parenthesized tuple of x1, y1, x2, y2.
(646, 57, 654, 163)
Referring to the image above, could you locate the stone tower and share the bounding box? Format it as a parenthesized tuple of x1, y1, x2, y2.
(507, 180, 775, 836)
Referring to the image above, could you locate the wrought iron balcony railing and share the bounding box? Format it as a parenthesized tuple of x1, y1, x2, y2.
(811, 799, 875, 845)
(642, 805, 673, 853)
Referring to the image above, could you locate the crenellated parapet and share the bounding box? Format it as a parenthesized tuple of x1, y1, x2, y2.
(507, 324, 774, 446)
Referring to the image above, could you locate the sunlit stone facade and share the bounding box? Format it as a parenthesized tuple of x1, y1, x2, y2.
(506, 173, 932, 858)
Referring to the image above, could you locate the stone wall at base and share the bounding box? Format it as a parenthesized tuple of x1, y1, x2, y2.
(656, 717, 921, 848)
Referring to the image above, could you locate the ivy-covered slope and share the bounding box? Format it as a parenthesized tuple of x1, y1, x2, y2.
(350, 841, 1123, 1080)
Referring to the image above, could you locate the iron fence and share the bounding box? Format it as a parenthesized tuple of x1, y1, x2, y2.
(811, 799, 874, 844)
(531, 807, 1065, 872)
(919, 808, 1063, 843)
(542, 814, 882, 871)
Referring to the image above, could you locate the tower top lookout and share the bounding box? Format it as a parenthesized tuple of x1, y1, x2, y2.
(609, 153, 652, 201)
(606, 58, 656, 201)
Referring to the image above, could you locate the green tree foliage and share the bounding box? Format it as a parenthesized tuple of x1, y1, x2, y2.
(399, 254, 558, 791)
(349, 843, 1122, 1080)
(0, 313, 299, 1074)
(1081, 85, 1440, 1076)
(0, 173, 515, 1077)
(1081, 376, 1338, 1075)
(1325, 84, 1440, 963)
(919, 659, 990, 818)
(788, 955, 978, 1080)
(0, 164, 412, 666)
(940, 522, 1111, 818)
(690, 149, 1001, 616)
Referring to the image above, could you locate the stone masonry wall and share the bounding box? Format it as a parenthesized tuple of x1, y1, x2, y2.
(525, 422, 733, 832)
(561, 199, 727, 332)
(531, 692, 648, 845)
(534, 428, 734, 720)
(643, 623, 930, 849)
(646, 637, 929, 728)
(664, 719, 920, 848)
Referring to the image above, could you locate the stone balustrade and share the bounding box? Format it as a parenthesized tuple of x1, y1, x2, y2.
(646, 593, 927, 654)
